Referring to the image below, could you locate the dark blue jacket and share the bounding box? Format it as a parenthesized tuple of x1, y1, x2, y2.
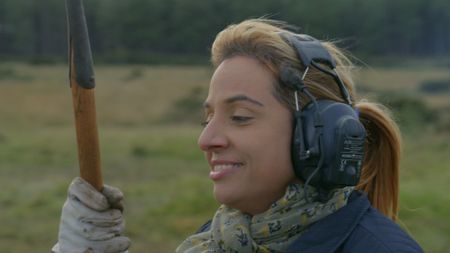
(198, 191, 424, 253)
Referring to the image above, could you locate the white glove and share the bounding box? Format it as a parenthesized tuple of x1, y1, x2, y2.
(52, 177, 131, 253)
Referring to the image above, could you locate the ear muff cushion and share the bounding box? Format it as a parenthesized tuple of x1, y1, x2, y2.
(291, 100, 365, 189)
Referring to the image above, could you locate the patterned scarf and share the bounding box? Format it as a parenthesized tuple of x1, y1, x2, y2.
(176, 184, 353, 253)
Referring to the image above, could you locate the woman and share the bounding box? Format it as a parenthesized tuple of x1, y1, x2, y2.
(53, 19, 423, 253)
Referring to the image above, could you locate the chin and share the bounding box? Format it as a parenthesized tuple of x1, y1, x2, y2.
(213, 184, 238, 207)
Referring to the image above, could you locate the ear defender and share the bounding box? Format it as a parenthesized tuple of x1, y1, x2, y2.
(280, 33, 366, 191)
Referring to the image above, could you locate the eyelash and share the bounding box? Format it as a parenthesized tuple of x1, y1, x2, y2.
(231, 115, 253, 123)
(201, 113, 212, 127)
(200, 115, 253, 127)
(200, 121, 209, 127)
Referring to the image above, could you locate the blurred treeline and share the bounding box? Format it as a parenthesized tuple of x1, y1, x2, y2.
(1, 0, 450, 63)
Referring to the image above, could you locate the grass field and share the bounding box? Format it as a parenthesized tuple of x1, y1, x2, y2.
(0, 62, 449, 252)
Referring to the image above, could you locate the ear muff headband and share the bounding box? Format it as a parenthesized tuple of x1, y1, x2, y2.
(280, 32, 352, 105)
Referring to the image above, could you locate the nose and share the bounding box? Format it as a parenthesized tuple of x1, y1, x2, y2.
(198, 119, 228, 152)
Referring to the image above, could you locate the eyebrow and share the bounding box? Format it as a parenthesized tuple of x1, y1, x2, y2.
(203, 94, 264, 108)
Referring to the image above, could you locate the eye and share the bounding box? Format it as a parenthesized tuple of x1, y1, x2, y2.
(200, 120, 209, 127)
(231, 115, 253, 124)
(201, 113, 213, 127)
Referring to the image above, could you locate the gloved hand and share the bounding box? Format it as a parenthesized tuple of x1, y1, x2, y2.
(52, 177, 131, 253)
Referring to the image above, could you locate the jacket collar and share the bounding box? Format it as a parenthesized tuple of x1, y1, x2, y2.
(286, 191, 371, 253)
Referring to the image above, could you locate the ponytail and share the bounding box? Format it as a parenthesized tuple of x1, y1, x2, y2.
(355, 101, 401, 220)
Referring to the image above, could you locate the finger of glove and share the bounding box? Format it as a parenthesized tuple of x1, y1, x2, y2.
(68, 177, 109, 211)
(64, 198, 123, 226)
(102, 185, 124, 212)
(82, 221, 125, 241)
(59, 231, 131, 253)
(62, 200, 124, 241)
(61, 215, 125, 241)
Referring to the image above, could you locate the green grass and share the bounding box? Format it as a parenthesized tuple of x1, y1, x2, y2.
(399, 135, 450, 253)
(0, 62, 449, 252)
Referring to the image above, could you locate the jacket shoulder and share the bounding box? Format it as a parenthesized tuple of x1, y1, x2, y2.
(341, 206, 424, 253)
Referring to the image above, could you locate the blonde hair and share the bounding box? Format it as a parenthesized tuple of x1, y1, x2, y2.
(211, 19, 401, 220)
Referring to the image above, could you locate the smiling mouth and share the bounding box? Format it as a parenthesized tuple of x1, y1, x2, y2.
(213, 163, 243, 172)
(210, 163, 244, 181)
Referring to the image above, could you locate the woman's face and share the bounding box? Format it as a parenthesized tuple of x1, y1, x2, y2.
(198, 55, 296, 215)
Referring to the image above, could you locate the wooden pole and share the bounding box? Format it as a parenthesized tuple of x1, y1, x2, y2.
(67, 0, 103, 191)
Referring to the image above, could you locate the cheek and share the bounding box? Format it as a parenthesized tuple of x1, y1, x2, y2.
(250, 127, 294, 179)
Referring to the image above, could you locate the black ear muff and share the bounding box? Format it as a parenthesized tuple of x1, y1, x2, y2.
(280, 32, 366, 191)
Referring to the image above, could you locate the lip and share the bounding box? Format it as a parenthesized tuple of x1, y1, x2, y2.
(209, 160, 243, 181)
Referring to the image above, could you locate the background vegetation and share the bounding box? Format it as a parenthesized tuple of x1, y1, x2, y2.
(1, 0, 450, 63)
(1, 0, 450, 252)
(0, 62, 449, 252)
